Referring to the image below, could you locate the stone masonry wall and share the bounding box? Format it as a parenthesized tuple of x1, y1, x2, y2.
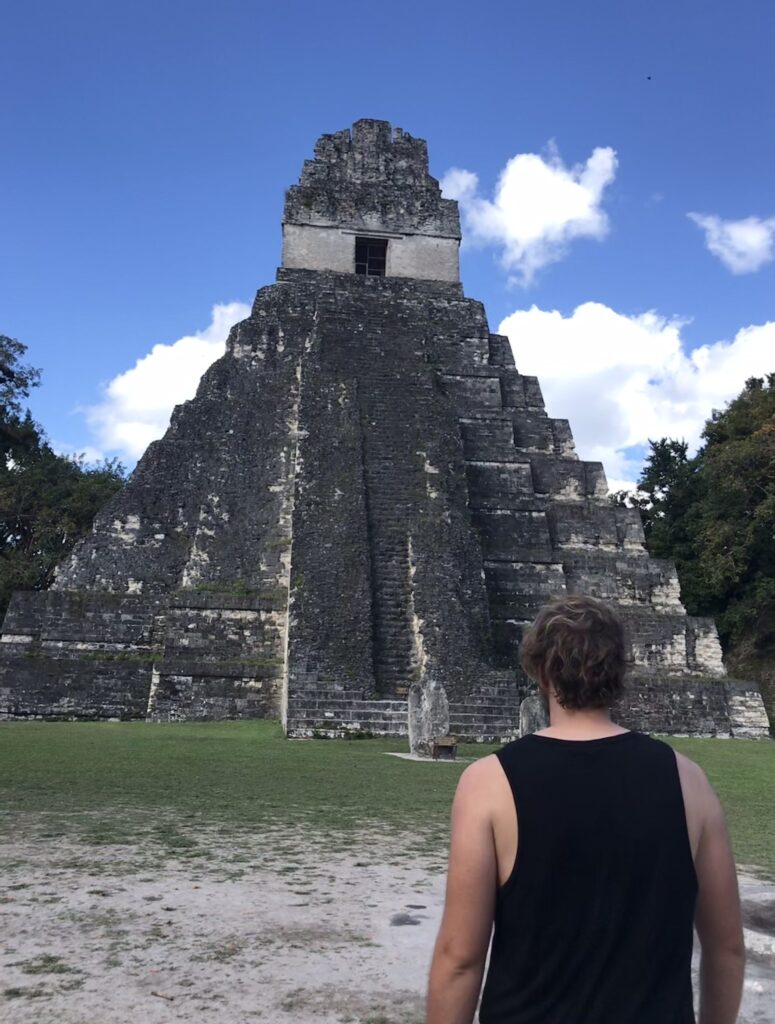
(282, 120, 460, 283)
(283, 680, 769, 743)
(282, 224, 460, 283)
(283, 121, 460, 239)
(0, 281, 315, 721)
(0, 591, 161, 720)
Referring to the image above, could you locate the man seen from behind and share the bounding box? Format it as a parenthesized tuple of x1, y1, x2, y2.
(426, 594, 745, 1024)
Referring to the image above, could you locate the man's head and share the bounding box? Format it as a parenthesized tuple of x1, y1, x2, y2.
(520, 595, 626, 710)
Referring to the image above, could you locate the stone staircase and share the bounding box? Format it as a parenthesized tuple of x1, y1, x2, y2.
(360, 365, 434, 698)
(448, 697, 520, 743)
(285, 687, 409, 738)
(285, 681, 521, 742)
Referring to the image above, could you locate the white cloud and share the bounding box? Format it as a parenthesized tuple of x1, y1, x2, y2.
(688, 212, 775, 274)
(498, 302, 775, 488)
(53, 443, 106, 466)
(441, 144, 618, 284)
(84, 302, 251, 461)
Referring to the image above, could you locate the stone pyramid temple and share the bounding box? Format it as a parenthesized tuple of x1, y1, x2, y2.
(0, 120, 768, 741)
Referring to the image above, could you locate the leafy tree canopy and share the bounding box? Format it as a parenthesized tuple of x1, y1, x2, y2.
(612, 375, 775, 653)
(0, 336, 125, 618)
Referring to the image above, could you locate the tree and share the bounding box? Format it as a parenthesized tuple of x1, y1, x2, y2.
(694, 376, 775, 649)
(0, 334, 42, 463)
(0, 334, 40, 417)
(613, 375, 775, 652)
(0, 336, 126, 619)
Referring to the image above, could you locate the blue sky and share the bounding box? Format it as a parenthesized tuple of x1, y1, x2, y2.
(2, 0, 774, 486)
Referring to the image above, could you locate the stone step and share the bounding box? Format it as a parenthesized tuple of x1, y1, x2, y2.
(287, 704, 409, 718)
(288, 699, 408, 712)
(449, 704, 519, 716)
(286, 688, 366, 699)
(289, 724, 516, 742)
(287, 714, 409, 726)
(288, 727, 409, 738)
(287, 708, 519, 734)
(288, 716, 409, 730)
(287, 721, 409, 735)
(450, 717, 518, 730)
(448, 704, 520, 720)
(287, 692, 402, 702)
(450, 683, 521, 697)
(286, 700, 520, 716)
(452, 734, 517, 744)
(449, 701, 520, 714)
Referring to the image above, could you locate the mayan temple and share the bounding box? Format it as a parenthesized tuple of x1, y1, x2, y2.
(0, 120, 768, 742)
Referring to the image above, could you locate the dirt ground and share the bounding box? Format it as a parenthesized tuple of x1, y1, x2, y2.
(1, 822, 774, 1024)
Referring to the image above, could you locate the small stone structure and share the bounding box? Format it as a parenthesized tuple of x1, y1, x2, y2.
(408, 678, 451, 758)
(520, 694, 549, 736)
(0, 120, 769, 743)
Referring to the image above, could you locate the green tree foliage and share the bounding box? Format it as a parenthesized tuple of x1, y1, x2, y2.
(0, 336, 125, 619)
(612, 375, 775, 652)
(1, 334, 41, 462)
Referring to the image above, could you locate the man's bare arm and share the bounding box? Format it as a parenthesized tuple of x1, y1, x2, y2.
(426, 758, 498, 1024)
(685, 757, 745, 1024)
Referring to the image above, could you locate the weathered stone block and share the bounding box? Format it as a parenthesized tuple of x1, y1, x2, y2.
(473, 510, 554, 563)
(520, 693, 549, 736)
(439, 374, 503, 412)
(511, 412, 556, 453)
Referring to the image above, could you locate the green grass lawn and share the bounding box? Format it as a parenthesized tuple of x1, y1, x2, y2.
(0, 722, 772, 874)
(0, 721, 482, 860)
(667, 737, 775, 876)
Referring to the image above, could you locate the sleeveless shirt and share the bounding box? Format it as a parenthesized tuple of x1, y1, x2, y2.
(478, 731, 698, 1024)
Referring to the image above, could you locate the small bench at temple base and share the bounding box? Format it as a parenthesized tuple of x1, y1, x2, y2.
(432, 735, 458, 761)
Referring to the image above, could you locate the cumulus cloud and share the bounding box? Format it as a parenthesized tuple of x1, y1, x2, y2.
(441, 144, 618, 284)
(498, 302, 775, 488)
(84, 301, 251, 462)
(688, 212, 775, 274)
(53, 443, 107, 465)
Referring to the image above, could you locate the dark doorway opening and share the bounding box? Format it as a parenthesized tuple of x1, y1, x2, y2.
(355, 237, 388, 276)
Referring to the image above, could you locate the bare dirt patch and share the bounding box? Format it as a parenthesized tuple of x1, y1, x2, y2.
(1, 819, 439, 1023)
(1, 819, 774, 1024)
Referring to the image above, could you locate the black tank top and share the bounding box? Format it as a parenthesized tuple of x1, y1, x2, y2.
(479, 731, 698, 1024)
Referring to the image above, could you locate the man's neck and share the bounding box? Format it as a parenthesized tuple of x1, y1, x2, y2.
(538, 700, 628, 740)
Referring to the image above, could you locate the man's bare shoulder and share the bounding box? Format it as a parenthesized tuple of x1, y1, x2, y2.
(673, 749, 724, 840)
(453, 754, 509, 809)
(450, 753, 511, 831)
(674, 749, 714, 798)
(458, 753, 502, 789)
(674, 749, 708, 784)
